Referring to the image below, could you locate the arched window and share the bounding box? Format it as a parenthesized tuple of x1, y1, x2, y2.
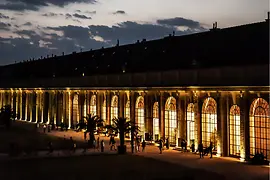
(102, 99, 106, 122)
(73, 94, 79, 124)
(165, 97, 177, 145)
(250, 98, 270, 160)
(90, 95, 96, 116)
(202, 97, 217, 149)
(153, 102, 159, 141)
(229, 105, 241, 156)
(136, 96, 144, 139)
(187, 103, 196, 147)
(125, 100, 130, 120)
(111, 95, 118, 124)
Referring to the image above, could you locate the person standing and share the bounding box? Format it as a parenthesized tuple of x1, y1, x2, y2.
(209, 142, 213, 158)
(198, 142, 204, 158)
(159, 139, 163, 154)
(142, 140, 146, 152)
(101, 140, 105, 152)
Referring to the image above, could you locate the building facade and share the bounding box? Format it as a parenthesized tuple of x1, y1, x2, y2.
(0, 19, 269, 161)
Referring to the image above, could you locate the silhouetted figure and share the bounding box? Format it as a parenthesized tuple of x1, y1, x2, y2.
(191, 143, 195, 153)
(101, 140, 105, 152)
(93, 139, 96, 151)
(165, 138, 169, 149)
(198, 143, 204, 158)
(84, 131, 87, 141)
(43, 124, 46, 133)
(96, 137, 100, 149)
(70, 137, 76, 153)
(209, 142, 213, 158)
(159, 139, 163, 154)
(47, 141, 53, 155)
(142, 140, 146, 152)
(136, 137, 140, 152)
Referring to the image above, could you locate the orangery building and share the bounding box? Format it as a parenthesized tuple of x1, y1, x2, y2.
(0, 19, 269, 161)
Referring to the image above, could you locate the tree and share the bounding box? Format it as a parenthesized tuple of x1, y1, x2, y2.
(84, 114, 104, 148)
(0, 105, 14, 129)
(106, 117, 139, 154)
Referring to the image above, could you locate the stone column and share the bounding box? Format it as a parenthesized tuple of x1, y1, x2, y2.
(218, 93, 228, 157)
(194, 97, 202, 147)
(240, 91, 250, 161)
(145, 93, 152, 135)
(35, 92, 39, 123)
(159, 92, 165, 140)
(20, 92, 23, 120)
(96, 92, 101, 118)
(106, 92, 111, 125)
(178, 97, 186, 141)
(25, 92, 28, 121)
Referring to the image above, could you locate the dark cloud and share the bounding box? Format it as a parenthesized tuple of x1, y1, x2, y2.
(73, 13, 91, 19)
(0, 0, 97, 12)
(42, 12, 58, 17)
(0, 22, 12, 30)
(65, 13, 72, 19)
(157, 17, 201, 28)
(23, 22, 32, 26)
(75, 10, 81, 12)
(0, 13, 9, 19)
(0, 17, 206, 65)
(0, 2, 39, 11)
(113, 10, 126, 15)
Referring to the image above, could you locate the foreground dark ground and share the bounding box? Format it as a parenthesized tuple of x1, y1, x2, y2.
(0, 154, 225, 180)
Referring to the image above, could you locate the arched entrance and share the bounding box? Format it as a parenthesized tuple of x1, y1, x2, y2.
(187, 103, 196, 147)
(165, 97, 177, 145)
(250, 98, 270, 160)
(90, 95, 96, 116)
(229, 105, 241, 156)
(153, 102, 159, 141)
(73, 94, 79, 125)
(202, 97, 217, 149)
(111, 95, 118, 124)
(136, 96, 145, 139)
(125, 100, 130, 120)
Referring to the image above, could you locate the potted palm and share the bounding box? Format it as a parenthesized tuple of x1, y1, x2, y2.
(84, 114, 104, 148)
(106, 117, 139, 154)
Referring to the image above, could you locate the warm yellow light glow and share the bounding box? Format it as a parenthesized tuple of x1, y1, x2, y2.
(217, 140, 221, 157)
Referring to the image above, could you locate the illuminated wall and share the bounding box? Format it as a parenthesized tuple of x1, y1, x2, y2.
(250, 98, 270, 160)
(229, 105, 241, 156)
(135, 96, 145, 139)
(202, 97, 217, 149)
(111, 95, 118, 124)
(72, 94, 79, 124)
(153, 102, 159, 140)
(187, 103, 196, 147)
(90, 94, 97, 116)
(165, 97, 177, 145)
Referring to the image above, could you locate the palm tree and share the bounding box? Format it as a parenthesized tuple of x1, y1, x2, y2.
(106, 117, 139, 154)
(0, 105, 14, 129)
(84, 114, 104, 148)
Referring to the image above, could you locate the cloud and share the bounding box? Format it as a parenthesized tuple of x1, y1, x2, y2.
(42, 12, 58, 17)
(23, 22, 32, 26)
(0, 13, 9, 19)
(0, 22, 12, 30)
(0, 2, 39, 11)
(73, 13, 91, 19)
(85, 10, 96, 14)
(65, 13, 72, 19)
(113, 10, 126, 15)
(0, 17, 206, 65)
(0, 0, 97, 11)
(157, 17, 201, 28)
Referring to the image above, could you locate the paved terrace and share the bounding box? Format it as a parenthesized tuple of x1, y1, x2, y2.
(1, 122, 269, 180)
(3, 126, 266, 180)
